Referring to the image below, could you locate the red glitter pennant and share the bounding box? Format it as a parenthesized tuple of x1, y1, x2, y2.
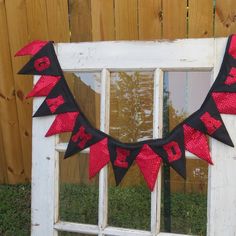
(26, 75, 61, 98)
(46, 95, 65, 113)
(15, 40, 48, 56)
(228, 35, 236, 59)
(212, 92, 236, 114)
(183, 124, 213, 164)
(45, 112, 79, 137)
(89, 138, 110, 179)
(136, 144, 162, 191)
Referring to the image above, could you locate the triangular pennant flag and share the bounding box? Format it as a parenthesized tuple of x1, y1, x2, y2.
(15, 40, 49, 56)
(187, 97, 234, 147)
(212, 92, 236, 115)
(183, 124, 212, 164)
(64, 115, 105, 158)
(33, 78, 78, 117)
(209, 35, 236, 93)
(150, 126, 186, 179)
(18, 42, 62, 76)
(26, 75, 61, 98)
(109, 141, 142, 186)
(45, 112, 79, 137)
(210, 61, 236, 93)
(89, 138, 110, 179)
(136, 144, 162, 191)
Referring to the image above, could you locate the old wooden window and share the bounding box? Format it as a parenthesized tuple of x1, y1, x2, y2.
(31, 38, 236, 236)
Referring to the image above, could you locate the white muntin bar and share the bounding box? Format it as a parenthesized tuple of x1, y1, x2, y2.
(98, 68, 110, 235)
(151, 69, 164, 235)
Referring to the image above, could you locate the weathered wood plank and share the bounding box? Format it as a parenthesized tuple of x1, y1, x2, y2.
(188, 0, 214, 38)
(31, 79, 59, 235)
(114, 0, 138, 40)
(69, 0, 92, 42)
(207, 38, 236, 236)
(151, 69, 163, 234)
(91, 0, 115, 41)
(55, 221, 190, 236)
(138, 0, 162, 40)
(5, 0, 31, 182)
(215, 0, 236, 37)
(98, 69, 110, 234)
(57, 39, 214, 71)
(162, 0, 187, 39)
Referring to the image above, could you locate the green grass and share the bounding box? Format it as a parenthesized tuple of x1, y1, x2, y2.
(0, 184, 207, 236)
(0, 185, 31, 236)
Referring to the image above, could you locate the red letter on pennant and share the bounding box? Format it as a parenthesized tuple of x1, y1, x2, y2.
(46, 95, 65, 113)
(225, 67, 236, 85)
(114, 148, 130, 168)
(200, 112, 222, 135)
(34, 56, 51, 71)
(72, 126, 92, 149)
(163, 141, 182, 163)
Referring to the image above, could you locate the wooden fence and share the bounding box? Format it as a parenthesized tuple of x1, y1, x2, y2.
(0, 0, 236, 187)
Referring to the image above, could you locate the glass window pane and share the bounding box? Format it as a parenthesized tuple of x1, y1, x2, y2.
(163, 71, 211, 133)
(108, 71, 154, 230)
(59, 72, 100, 224)
(161, 71, 210, 235)
(110, 71, 153, 142)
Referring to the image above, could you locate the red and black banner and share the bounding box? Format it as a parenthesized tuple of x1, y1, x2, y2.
(16, 35, 236, 191)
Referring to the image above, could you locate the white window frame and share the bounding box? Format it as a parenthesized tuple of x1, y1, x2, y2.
(31, 38, 236, 236)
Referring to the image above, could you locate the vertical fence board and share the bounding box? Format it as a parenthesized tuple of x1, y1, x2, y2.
(25, 0, 49, 40)
(188, 0, 214, 38)
(0, 127, 6, 183)
(46, 0, 70, 42)
(5, 0, 31, 182)
(162, 0, 187, 39)
(114, 0, 138, 40)
(0, 0, 25, 184)
(0, 1, 13, 184)
(215, 0, 236, 37)
(138, 0, 162, 40)
(69, 0, 92, 42)
(91, 0, 115, 41)
(0, 2, 8, 182)
(66, 0, 94, 183)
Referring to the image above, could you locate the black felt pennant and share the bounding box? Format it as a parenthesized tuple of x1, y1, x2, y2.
(33, 78, 78, 117)
(108, 141, 142, 186)
(212, 35, 236, 93)
(186, 97, 233, 147)
(150, 126, 186, 179)
(211, 58, 236, 93)
(18, 42, 62, 76)
(64, 115, 105, 158)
